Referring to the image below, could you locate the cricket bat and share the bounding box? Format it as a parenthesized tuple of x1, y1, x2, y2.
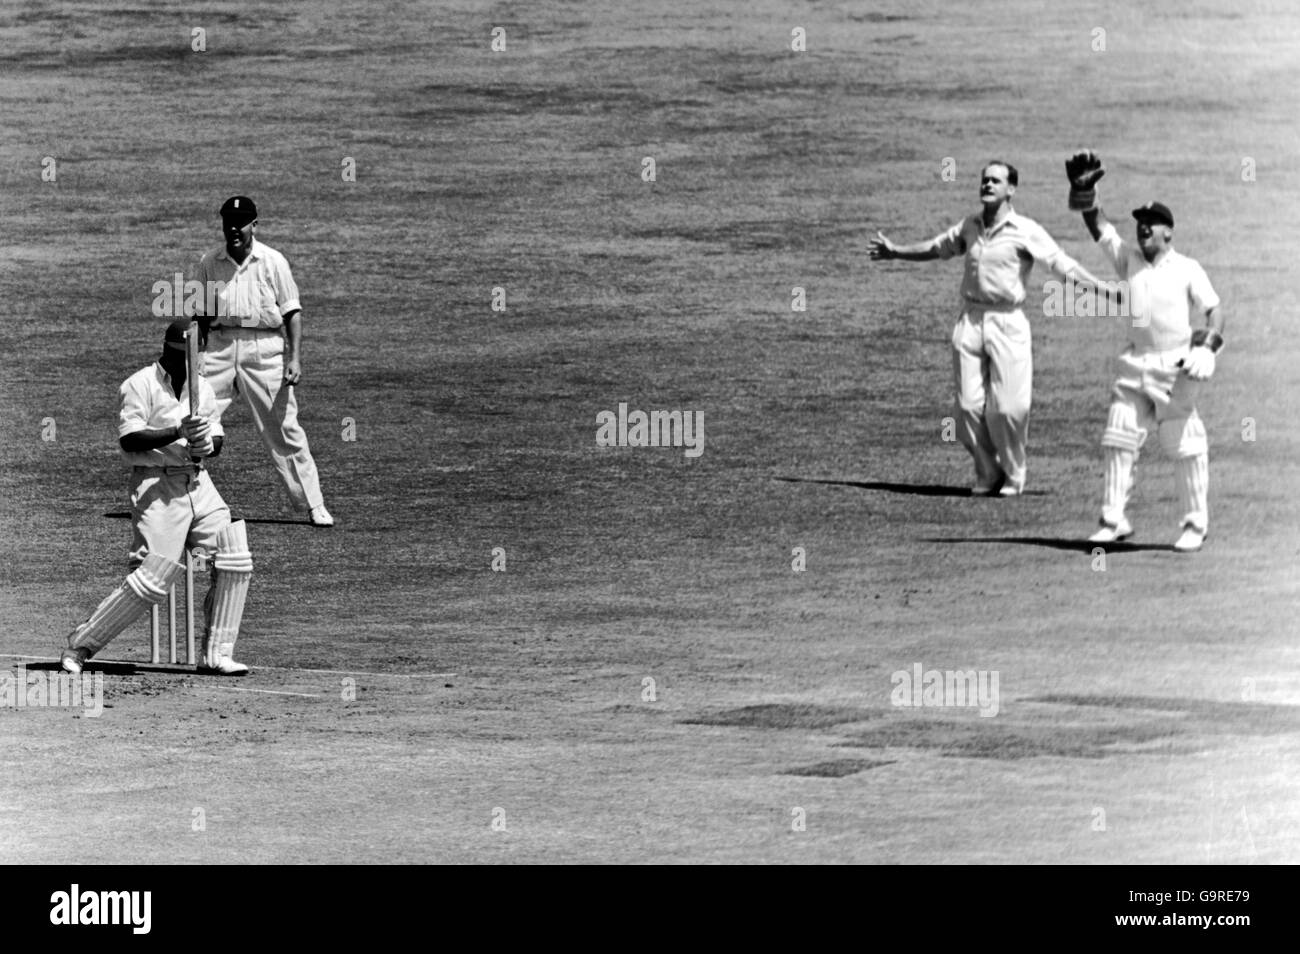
(186, 321, 201, 461)
(186, 320, 200, 418)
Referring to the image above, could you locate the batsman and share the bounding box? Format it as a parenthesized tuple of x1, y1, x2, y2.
(1066, 151, 1226, 551)
(61, 318, 255, 675)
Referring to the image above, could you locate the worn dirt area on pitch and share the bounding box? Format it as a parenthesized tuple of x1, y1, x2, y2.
(2, 1, 1299, 862)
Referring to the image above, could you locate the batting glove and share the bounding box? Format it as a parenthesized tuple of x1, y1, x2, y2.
(181, 416, 214, 457)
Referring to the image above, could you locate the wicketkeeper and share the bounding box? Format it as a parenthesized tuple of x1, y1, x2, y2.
(1066, 151, 1226, 552)
(61, 319, 255, 675)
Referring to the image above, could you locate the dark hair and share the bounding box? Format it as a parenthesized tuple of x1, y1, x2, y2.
(983, 160, 1019, 186)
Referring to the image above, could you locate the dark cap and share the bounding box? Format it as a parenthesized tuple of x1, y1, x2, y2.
(1132, 201, 1174, 228)
(163, 318, 191, 352)
(220, 195, 258, 226)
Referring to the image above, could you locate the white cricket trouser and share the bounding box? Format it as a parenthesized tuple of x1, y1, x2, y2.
(951, 304, 1032, 489)
(128, 467, 231, 567)
(202, 326, 324, 512)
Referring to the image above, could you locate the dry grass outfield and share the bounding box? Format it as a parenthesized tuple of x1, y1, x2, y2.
(2, 0, 1298, 863)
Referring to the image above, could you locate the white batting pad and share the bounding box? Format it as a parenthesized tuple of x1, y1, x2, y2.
(1101, 447, 1136, 528)
(69, 554, 184, 657)
(1176, 453, 1209, 532)
(206, 520, 253, 666)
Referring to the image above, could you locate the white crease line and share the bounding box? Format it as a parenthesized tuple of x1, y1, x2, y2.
(255, 666, 459, 679)
(214, 686, 325, 698)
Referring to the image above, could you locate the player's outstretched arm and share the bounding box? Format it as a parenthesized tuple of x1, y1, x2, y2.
(1060, 261, 1126, 311)
(868, 230, 941, 262)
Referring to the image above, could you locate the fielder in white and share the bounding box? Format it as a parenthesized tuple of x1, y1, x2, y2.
(1066, 151, 1225, 552)
(869, 161, 1114, 495)
(61, 319, 254, 676)
(193, 195, 333, 527)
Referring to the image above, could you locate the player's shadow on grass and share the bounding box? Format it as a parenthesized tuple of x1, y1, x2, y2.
(772, 477, 1045, 497)
(24, 660, 200, 675)
(926, 536, 1176, 553)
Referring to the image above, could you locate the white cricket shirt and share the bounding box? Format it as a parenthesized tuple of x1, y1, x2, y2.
(929, 210, 1082, 308)
(1096, 223, 1220, 352)
(193, 239, 301, 330)
(118, 362, 224, 468)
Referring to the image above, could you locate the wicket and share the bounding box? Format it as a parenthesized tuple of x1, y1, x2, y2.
(150, 549, 197, 665)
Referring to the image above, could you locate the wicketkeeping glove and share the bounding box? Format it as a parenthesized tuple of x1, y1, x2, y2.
(1066, 150, 1105, 211)
(1180, 328, 1225, 381)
